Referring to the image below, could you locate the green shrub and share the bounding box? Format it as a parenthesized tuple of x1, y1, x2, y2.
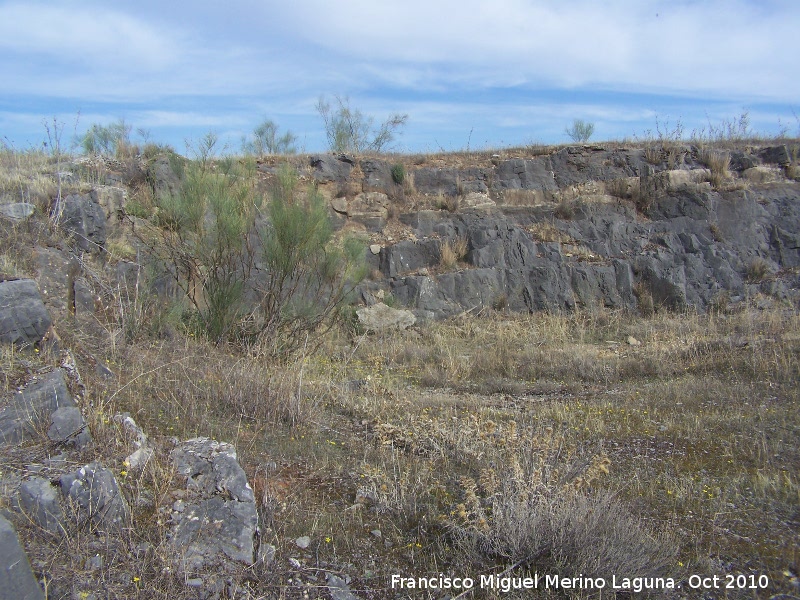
(391, 163, 406, 184)
(141, 162, 366, 357)
(78, 119, 132, 157)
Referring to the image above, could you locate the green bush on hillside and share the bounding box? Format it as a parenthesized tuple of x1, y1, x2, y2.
(78, 118, 133, 157)
(142, 161, 366, 357)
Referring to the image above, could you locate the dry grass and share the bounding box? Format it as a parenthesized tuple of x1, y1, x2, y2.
(699, 149, 731, 188)
(332, 306, 799, 595)
(439, 236, 468, 270)
(501, 188, 547, 206)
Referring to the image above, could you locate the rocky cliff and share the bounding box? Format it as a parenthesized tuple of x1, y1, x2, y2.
(297, 144, 800, 319)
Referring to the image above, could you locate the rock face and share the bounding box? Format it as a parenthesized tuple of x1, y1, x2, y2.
(169, 438, 259, 572)
(359, 178, 800, 319)
(0, 279, 52, 346)
(0, 514, 45, 600)
(58, 194, 107, 253)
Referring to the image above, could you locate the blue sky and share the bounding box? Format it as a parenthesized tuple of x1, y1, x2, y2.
(1, 0, 798, 154)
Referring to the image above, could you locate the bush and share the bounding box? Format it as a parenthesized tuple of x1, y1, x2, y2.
(450, 455, 676, 586)
(317, 95, 407, 154)
(249, 164, 368, 356)
(141, 162, 366, 356)
(565, 119, 595, 143)
(391, 163, 406, 184)
(242, 119, 297, 157)
(745, 258, 770, 283)
(78, 119, 132, 157)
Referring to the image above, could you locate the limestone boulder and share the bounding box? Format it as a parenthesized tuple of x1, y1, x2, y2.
(356, 303, 416, 331)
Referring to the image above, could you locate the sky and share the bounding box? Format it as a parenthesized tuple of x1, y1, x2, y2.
(1, 0, 799, 155)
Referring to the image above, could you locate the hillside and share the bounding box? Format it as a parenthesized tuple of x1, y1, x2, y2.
(0, 140, 798, 599)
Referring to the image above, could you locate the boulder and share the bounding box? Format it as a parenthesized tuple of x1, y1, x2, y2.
(169, 438, 259, 571)
(0, 279, 52, 347)
(0, 370, 79, 445)
(742, 166, 781, 183)
(360, 159, 394, 193)
(0, 202, 35, 223)
(47, 406, 92, 449)
(759, 145, 791, 166)
(413, 167, 488, 196)
(356, 303, 416, 331)
(0, 514, 45, 600)
(60, 463, 130, 530)
(493, 158, 557, 192)
(379, 239, 440, 277)
(90, 185, 127, 220)
(18, 477, 65, 535)
(146, 155, 183, 199)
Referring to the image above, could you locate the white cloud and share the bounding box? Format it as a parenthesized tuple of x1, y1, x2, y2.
(0, 3, 178, 70)
(271, 0, 800, 102)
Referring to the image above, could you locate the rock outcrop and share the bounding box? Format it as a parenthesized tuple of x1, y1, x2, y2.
(169, 438, 260, 573)
(302, 144, 800, 320)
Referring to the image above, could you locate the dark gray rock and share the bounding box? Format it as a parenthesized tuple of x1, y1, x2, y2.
(327, 574, 362, 600)
(58, 194, 106, 253)
(0, 279, 52, 347)
(0, 370, 74, 445)
(147, 155, 183, 199)
(549, 147, 639, 187)
(18, 477, 65, 535)
(310, 155, 353, 182)
(360, 159, 394, 194)
(0, 514, 45, 600)
(60, 462, 130, 530)
(170, 438, 258, 572)
(413, 167, 489, 196)
(493, 158, 557, 192)
(47, 406, 92, 448)
(759, 145, 791, 166)
(379, 239, 440, 277)
(728, 151, 759, 172)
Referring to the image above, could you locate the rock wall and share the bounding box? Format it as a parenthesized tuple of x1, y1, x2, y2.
(300, 144, 800, 319)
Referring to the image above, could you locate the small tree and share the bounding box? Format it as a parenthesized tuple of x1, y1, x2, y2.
(78, 118, 132, 156)
(242, 119, 297, 157)
(565, 119, 595, 143)
(250, 164, 368, 357)
(140, 160, 366, 357)
(149, 161, 259, 342)
(316, 95, 407, 154)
